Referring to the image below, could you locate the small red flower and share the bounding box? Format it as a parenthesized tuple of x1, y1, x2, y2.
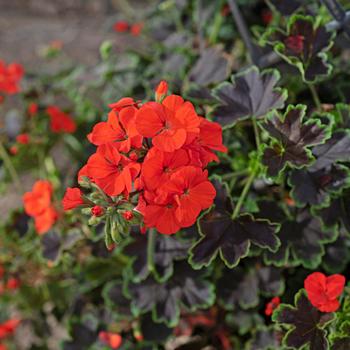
(113, 21, 129, 33)
(91, 205, 104, 217)
(0, 343, 7, 350)
(261, 9, 273, 25)
(9, 146, 18, 155)
(265, 296, 280, 316)
(23, 180, 58, 234)
(28, 102, 38, 117)
(285, 35, 305, 54)
(130, 23, 143, 36)
(0, 265, 3, 279)
(87, 143, 140, 196)
(62, 187, 84, 211)
(6, 277, 20, 290)
(0, 61, 24, 95)
(155, 80, 168, 102)
(304, 272, 346, 312)
(122, 210, 133, 220)
(99, 331, 122, 349)
(46, 106, 76, 133)
(0, 319, 20, 339)
(16, 133, 30, 145)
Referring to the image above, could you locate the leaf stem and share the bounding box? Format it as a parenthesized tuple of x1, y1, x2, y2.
(147, 228, 156, 273)
(308, 84, 322, 111)
(0, 140, 23, 192)
(231, 170, 256, 219)
(221, 169, 249, 180)
(209, 1, 224, 44)
(252, 118, 261, 148)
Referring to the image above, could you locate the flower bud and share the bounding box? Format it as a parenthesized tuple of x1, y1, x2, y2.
(155, 80, 168, 102)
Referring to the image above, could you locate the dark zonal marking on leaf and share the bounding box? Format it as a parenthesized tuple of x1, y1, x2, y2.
(189, 179, 280, 269)
(125, 261, 215, 327)
(260, 208, 337, 269)
(189, 45, 230, 86)
(211, 66, 287, 127)
(124, 231, 191, 283)
(263, 15, 335, 83)
(273, 290, 334, 350)
(289, 165, 350, 207)
(217, 266, 284, 310)
(262, 105, 330, 177)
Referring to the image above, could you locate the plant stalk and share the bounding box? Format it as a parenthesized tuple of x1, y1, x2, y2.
(147, 228, 156, 273)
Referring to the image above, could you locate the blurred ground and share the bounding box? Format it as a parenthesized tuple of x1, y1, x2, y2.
(0, 0, 150, 222)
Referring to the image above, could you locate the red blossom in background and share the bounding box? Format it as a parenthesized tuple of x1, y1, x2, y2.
(304, 272, 345, 312)
(0, 319, 20, 339)
(130, 22, 143, 36)
(16, 133, 30, 145)
(27, 102, 38, 117)
(46, 106, 76, 133)
(113, 21, 129, 32)
(62, 187, 84, 211)
(265, 296, 281, 316)
(99, 331, 122, 349)
(23, 180, 58, 234)
(0, 60, 24, 95)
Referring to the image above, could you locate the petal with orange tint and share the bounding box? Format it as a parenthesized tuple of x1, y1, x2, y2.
(152, 128, 187, 152)
(135, 106, 164, 137)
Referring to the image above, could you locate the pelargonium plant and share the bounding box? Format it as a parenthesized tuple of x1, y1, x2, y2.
(1, 0, 350, 349)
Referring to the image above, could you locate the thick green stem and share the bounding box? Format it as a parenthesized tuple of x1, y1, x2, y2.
(308, 84, 322, 110)
(209, 4, 224, 44)
(147, 228, 156, 273)
(0, 140, 23, 192)
(231, 170, 256, 219)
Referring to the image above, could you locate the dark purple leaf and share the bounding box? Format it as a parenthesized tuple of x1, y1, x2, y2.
(273, 291, 335, 350)
(331, 337, 350, 350)
(246, 326, 280, 350)
(103, 280, 132, 318)
(211, 66, 287, 126)
(140, 313, 173, 343)
(41, 231, 61, 262)
(262, 105, 330, 177)
(125, 261, 215, 327)
(269, 0, 302, 15)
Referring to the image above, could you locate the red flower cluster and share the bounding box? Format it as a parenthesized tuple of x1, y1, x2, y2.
(0, 60, 24, 96)
(63, 83, 226, 235)
(46, 106, 76, 133)
(265, 296, 280, 316)
(304, 272, 346, 312)
(0, 265, 20, 295)
(99, 331, 122, 349)
(23, 180, 58, 234)
(0, 319, 20, 350)
(113, 21, 144, 36)
(16, 133, 30, 145)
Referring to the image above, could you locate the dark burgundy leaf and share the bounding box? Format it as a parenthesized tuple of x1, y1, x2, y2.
(262, 105, 329, 177)
(310, 131, 350, 171)
(273, 291, 334, 350)
(124, 231, 191, 282)
(246, 326, 280, 350)
(125, 261, 215, 327)
(331, 337, 350, 350)
(269, 0, 302, 15)
(211, 66, 287, 126)
(140, 313, 173, 343)
(189, 180, 279, 269)
(256, 200, 287, 224)
(189, 46, 229, 86)
(262, 211, 336, 268)
(217, 266, 284, 310)
(263, 15, 334, 82)
(41, 231, 61, 262)
(289, 165, 349, 207)
(103, 280, 132, 318)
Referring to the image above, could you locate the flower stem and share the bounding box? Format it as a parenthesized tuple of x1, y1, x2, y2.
(252, 118, 261, 148)
(231, 170, 256, 220)
(147, 228, 156, 273)
(308, 84, 322, 110)
(0, 140, 23, 192)
(221, 169, 249, 180)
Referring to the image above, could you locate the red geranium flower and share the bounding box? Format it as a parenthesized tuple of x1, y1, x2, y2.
(23, 180, 58, 234)
(135, 95, 201, 152)
(88, 105, 142, 152)
(0, 61, 24, 95)
(87, 143, 140, 196)
(304, 272, 346, 312)
(28, 102, 38, 117)
(99, 331, 122, 349)
(0, 319, 20, 339)
(113, 21, 129, 33)
(46, 106, 76, 133)
(6, 277, 20, 290)
(155, 80, 168, 102)
(130, 23, 143, 36)
(265, 296, 281, 316)
(62, 187, 84, 211)
(16, 133, 30, 145)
